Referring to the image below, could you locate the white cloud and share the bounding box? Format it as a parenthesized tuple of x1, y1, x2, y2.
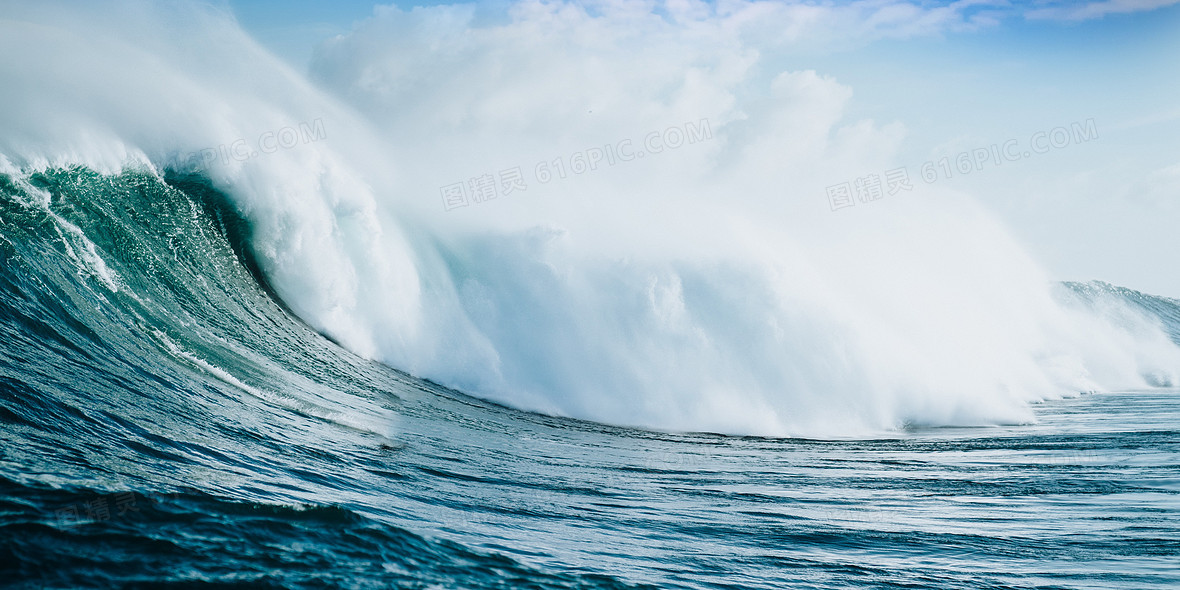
(1025, 0, 1180, 21)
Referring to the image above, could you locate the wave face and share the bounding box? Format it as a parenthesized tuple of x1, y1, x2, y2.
(0, 167, 601, 587)
(4, 1, 1178, 437)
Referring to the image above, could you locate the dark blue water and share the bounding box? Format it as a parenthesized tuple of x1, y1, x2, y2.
(1, 168, 1178, 588)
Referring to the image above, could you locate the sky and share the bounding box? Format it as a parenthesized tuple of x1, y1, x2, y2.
(214, 0, 1180, 298)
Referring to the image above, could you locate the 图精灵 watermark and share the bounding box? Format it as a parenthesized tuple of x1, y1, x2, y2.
(51, 490, 181, 528)
(440, 118, 714, 212)
(826, 118, 1099, 211)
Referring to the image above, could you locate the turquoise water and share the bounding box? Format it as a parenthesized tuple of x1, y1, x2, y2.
(1, 169, 1178, 588)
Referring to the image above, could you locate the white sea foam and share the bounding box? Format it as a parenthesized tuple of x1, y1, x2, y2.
(1, 0, 1177, 436)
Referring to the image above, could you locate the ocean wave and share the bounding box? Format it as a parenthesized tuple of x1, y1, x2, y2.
(1, 1, 1178, 438)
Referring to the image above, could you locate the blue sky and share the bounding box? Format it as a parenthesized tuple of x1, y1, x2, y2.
(223, 0, 1180, 69)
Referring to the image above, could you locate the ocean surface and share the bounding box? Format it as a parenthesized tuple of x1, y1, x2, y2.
(1, 168, 1178, 588)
